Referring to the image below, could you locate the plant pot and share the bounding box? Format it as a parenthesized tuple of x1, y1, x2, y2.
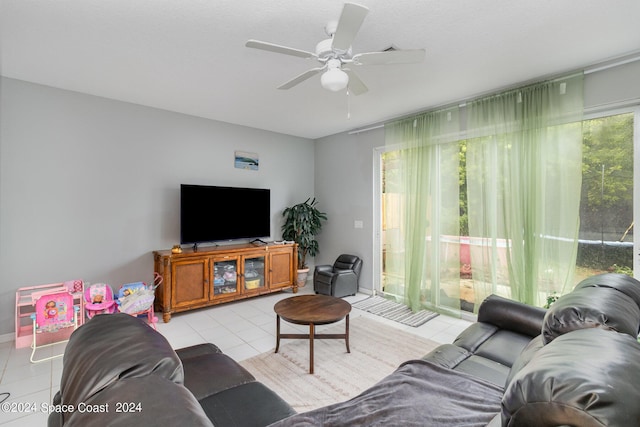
(297, 268, 310, 288)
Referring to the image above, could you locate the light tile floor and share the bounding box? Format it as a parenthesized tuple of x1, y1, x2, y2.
(0, 286, 472, 426)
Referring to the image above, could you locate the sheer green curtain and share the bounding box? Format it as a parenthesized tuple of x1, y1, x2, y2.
(384, 108, 460, 312)
(465, 74, 584, 306)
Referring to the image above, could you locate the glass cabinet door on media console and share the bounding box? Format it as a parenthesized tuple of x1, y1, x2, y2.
(211, 256, 240, 299)
(243, 255, 266, 293)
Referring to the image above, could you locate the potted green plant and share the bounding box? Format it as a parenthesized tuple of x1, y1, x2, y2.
(282, 198, 327, 287)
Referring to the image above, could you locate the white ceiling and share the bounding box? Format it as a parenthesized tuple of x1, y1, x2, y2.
(2, 0, 640, 139)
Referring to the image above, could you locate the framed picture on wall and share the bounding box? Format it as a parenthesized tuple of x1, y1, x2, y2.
(234, 151, 259, 171)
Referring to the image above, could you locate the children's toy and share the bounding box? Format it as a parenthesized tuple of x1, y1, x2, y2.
(66, 279, 84, 293)
(30, 290, 79, 363)
(84, 283, 117, 319)
(116, 273, 162, 329)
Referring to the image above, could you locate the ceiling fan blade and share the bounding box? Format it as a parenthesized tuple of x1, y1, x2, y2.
(352, 49, 426, 66)
(331, 3, 369, 52)
(344, 69, 368, 95)
(277, 67, 326, 90)
(246, 39, 317, 59)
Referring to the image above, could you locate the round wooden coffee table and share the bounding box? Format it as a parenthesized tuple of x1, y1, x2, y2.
(274, 294, 351, 374)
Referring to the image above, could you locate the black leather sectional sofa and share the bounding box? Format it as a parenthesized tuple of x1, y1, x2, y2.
(48, 313, 295, 426)
(49, 273, 640, 426)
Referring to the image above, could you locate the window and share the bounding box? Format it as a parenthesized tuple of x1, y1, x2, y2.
(577, 113, 634, 280)
(378, 110, 637, 312)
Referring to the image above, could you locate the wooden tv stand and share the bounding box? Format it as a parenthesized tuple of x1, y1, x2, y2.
(153, 242, 298, 322)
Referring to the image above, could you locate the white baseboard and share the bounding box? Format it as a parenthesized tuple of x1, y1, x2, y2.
(0, 332, 15, 344)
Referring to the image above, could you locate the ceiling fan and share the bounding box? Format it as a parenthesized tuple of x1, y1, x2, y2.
(245, 2, 425, 95)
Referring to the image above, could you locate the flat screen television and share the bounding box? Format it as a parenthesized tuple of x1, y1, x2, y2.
(180, 184, 271, 245)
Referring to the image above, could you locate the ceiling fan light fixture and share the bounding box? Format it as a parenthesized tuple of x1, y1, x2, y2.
(321, 66, 349, 92)
(246, 3, 423, 96)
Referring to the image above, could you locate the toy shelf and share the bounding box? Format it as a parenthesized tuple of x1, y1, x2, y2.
(15, 281, 85, 349)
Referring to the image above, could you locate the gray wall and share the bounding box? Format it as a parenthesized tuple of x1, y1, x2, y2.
(313, 128, 383, 293)
(0, 77, 314, 337)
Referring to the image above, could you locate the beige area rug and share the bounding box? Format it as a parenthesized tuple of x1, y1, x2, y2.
(239, 316, 439, 413)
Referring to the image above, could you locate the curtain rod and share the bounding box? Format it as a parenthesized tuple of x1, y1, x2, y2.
(348, 124, 384, 135)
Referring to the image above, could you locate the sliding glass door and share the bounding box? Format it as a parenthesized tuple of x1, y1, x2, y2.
(375, 109, 638, 313)
(377, 140, 464, 316)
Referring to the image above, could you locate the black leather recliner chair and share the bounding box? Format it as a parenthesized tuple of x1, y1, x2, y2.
(314, 254, 362, 298)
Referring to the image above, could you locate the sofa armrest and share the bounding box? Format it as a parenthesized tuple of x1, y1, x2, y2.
(503, 328, 640, 426)
(477, 294, 545, 338)
(176, 343, 222, 361)
(422, 343, 471, 369)
(64, 375, 213, 427)
(181, 352, 256, 400)
(314, 265, 333, 274)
